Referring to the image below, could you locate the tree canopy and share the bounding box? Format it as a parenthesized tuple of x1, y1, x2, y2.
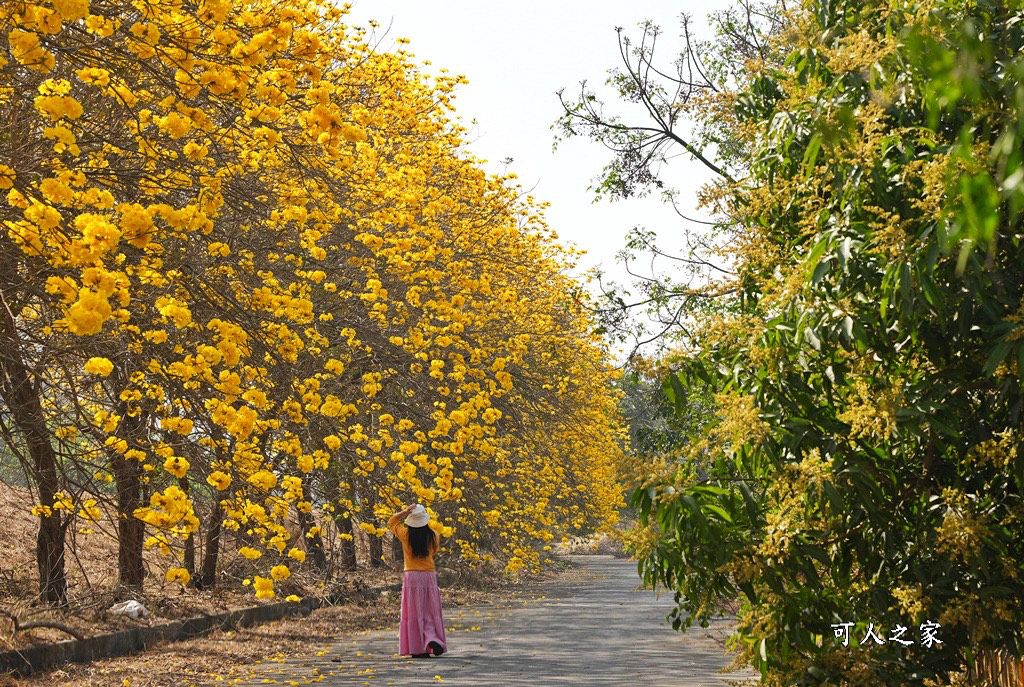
(1, 0, 625, 604)
(568, 0, 1024, 683)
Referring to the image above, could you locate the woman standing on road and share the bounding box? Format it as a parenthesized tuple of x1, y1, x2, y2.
(388, 503, 448, 658)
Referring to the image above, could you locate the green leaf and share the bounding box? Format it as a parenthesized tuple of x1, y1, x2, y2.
(691, 484, 730, 496)
(738, 581, 758, 604)
(898, 263, 913, 317)
(837, 237, 852, 269)
(804, 327, 821, 351)
(1019, 346, 1024, 390)
(811, 258, 831, 286)
(802, 133, 822, 178)
(739, 482, 760, 524)
(823, 481, 844, 515)
(705, 504, 734, 523)
(806, 237, 828, 269)
(662, 378, 676, 407)
(983, 341, 1015, 375)
(682, 494, 706, 527)
(669, 373, 688, 412)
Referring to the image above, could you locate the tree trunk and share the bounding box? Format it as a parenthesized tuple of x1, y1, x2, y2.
(183, 532, 195, 578)
(35, 510, 67, 606)
(112, 451, 145, 587)
(335, 512, 357, 570)
(297, 507, 328, 571)
(107, 409, 148, 589)
(197, 502, 222, 589)
(0, 296, 67, 606)
(368, 528, 384, 568)
(327, 478, 357, 570)
(391, 535, 404, 567)
(178, 477, 195, 578)
(294, 475, 327, 571)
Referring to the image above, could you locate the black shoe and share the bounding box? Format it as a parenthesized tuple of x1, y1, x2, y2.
(411, 652, 431, 658)
(428, 641, 445, 656)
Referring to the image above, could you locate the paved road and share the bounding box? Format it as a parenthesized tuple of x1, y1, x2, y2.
(236, 555, 757, 686)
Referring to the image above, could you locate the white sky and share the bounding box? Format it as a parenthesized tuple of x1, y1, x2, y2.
(345, 0, 728, 309)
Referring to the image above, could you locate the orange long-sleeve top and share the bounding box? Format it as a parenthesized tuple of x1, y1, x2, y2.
(387, 513, 440, 572)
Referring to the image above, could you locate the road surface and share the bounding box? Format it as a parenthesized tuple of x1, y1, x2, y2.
(233, 555, 756, 686)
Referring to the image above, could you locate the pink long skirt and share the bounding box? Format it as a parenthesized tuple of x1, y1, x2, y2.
(399, 571, 448, 656)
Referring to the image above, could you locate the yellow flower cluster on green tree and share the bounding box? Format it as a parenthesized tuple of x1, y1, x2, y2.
(571, 0, 1024, 683)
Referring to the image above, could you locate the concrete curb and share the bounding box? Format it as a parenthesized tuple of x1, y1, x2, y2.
(0, 598, 322, 677)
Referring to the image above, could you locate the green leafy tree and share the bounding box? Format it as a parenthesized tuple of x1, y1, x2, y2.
(621, 0, 1024, 684)
(563, 0, 1024, 683)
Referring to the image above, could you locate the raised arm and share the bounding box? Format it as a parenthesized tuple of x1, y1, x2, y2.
(387, 504, 417, 535)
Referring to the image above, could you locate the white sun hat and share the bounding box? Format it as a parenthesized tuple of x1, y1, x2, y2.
(405, 504, 429, 528)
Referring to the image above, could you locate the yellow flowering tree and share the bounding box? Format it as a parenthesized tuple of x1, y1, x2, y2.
(1, 0, 625, 605)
